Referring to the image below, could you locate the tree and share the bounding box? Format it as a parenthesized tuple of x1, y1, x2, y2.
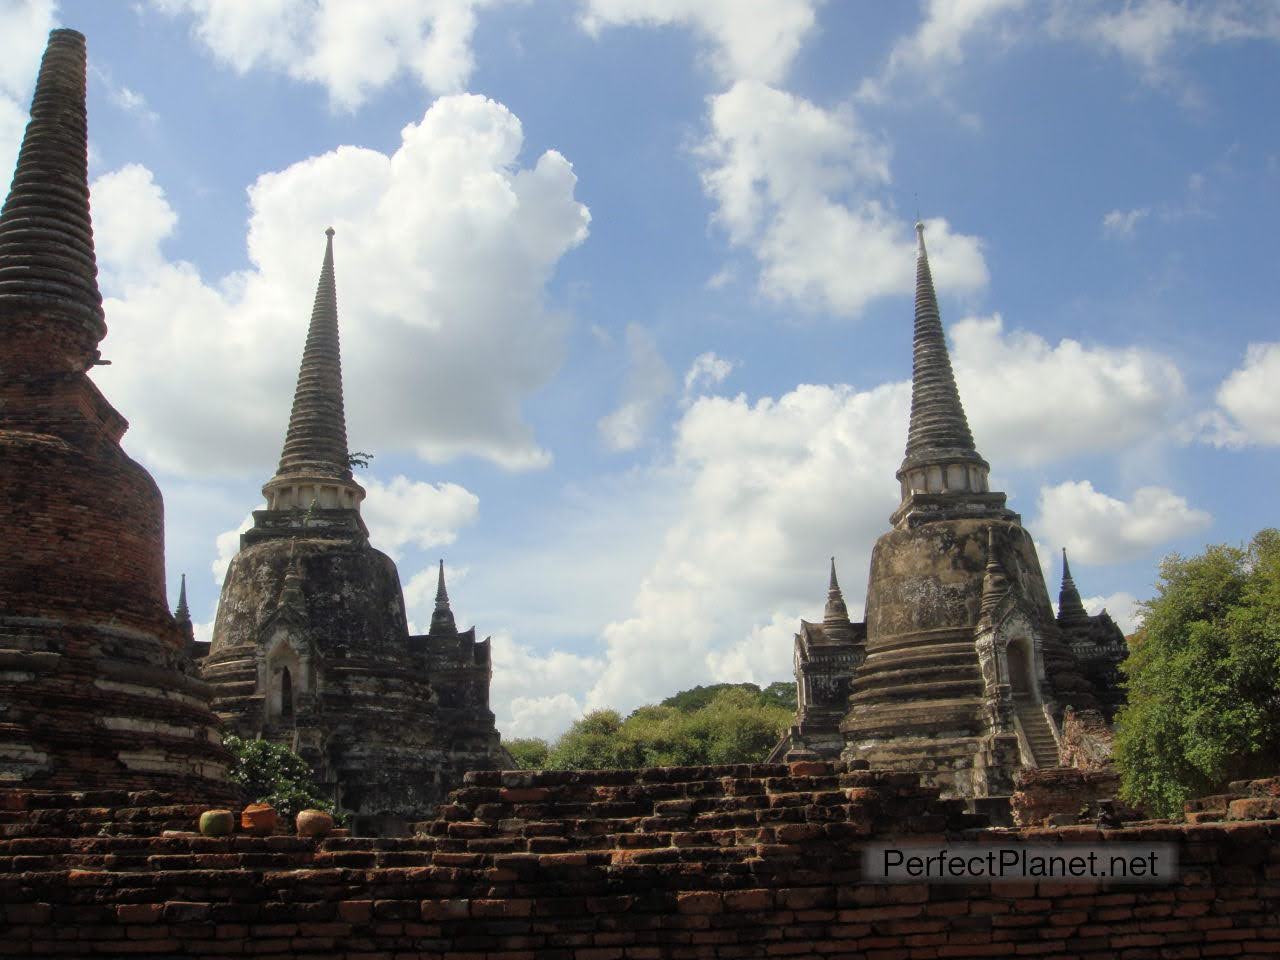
(542, 687, 794, 770)
(505, 737, 550, 770)
(224, 735, 337, 820)
(1115, 530, 1280, 818)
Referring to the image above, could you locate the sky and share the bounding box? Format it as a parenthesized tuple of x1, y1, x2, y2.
(3, 0, 1279, 742)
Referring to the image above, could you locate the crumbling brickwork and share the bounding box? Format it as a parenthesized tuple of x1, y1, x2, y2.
(1, 762, 1279, 958)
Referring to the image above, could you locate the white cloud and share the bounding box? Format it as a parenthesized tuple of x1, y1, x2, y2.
(950, 315, 1186, 467)
(0, 0, 55, 181)
(864, 0, 1027, 100)
(1035, 480, 1211, 565)
(90, 93, 589, 479)
(211, 513, 254, 586)
(362, 475, 479, 560)
(1083, 591, 1143, 634)
(598, 324, 675, 452)
(683, 351, 735, 399)
(152, 0, 508, 109)
(1102, 206, 1149, 237)
(1200, 343, 1280, 447)
(580, 0, 819, 85)
(698, 80, 987, 316)
(489, 632, 603, 739)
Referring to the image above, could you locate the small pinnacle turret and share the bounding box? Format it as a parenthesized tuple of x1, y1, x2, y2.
(262, 228, 365, 514)
(824, 557, 849, 626)
(1057, 549, 1090, 629)
(429, 559, 457, 636)
(980, 529, 1011, 621)
(0, 28, 105, 370)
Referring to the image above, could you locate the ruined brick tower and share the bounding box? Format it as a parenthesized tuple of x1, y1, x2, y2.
(199, 230, 505, 833)
(0, 30, 230, 796)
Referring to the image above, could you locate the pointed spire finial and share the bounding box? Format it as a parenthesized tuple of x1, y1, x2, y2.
(901, 218, 980, 466)
(828, 556, 839, 593)
(430, 559, 457, 635)
(175, 573, 191, 623)
(262, 228, 366, 514)
(0, 28, 105, 370)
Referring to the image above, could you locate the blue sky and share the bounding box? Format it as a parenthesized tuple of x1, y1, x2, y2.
(4, 0, 1279, 739)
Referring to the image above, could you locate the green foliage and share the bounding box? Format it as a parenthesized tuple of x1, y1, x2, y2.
(660, 680, 796, 713)
(346, 451, 374, 470)
(761, 681, 798, 711)
(505, 737, 550, 770)
(223, 735, 338, 821)
(544, 686, 794, 770)
(1114, 530, 1280, 818)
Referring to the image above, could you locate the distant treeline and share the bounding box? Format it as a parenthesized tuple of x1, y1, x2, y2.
(505, 681, 796, 770)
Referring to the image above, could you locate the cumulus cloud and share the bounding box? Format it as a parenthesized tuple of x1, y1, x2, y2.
(1199, 343, 1280, 448)
(151, 0, 509, 109)
(861, 0, 1028, 100)
(597, 324, 675, 452)
(579, 0, 819, 85)
(0, 0, 55, 180)
(698, 80, 987, 316)
(362, 476, 479, 560)
(1083, 591, 1143, 634)
(1035, 480, 1211, 565)
(683, 351, 735, 399)
(950, 315, 1186, 467)
(211, 513, 254, 586)
(90, 93, 589, 478)
(489, 632, 603, 739)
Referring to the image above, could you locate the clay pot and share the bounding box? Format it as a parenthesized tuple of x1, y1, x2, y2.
(240, 802, 278, 835)
(295, 809, 335, 838)
(198, 809, 234, 837)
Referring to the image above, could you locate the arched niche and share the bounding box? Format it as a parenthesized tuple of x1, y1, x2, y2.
(1006, 637, 1037, 699)
(262, 630, 308, 722)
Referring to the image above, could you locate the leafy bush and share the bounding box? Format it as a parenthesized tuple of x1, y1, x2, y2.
(505, 737, 550, 770)
(223, 735, 338, 821)
(1115, 530, 1280, 817)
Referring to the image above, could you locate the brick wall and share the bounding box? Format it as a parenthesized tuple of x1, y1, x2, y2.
(2, 762, 1278, 958)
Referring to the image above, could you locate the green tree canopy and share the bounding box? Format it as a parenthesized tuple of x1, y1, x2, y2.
(224, 735, 337, 820)
(1115, 529, 1280, 818)
(505, 737, 550, 770)
(542, 686, 793, 770)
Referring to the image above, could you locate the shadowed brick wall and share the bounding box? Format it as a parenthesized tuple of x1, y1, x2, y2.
(2, 762, 1278, 958)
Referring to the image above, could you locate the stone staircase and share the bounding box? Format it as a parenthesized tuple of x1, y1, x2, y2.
(1014, 696, 1059, 767)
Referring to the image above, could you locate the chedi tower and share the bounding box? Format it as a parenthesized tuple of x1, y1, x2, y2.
(0, 30, 230, 797)
(837, 221, 1099, 798)
(200, 230, 505, 834)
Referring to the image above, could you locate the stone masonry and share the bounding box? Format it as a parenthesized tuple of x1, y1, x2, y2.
(0, 29, 230, 800)
(199, 230, 506, 834)
(783, 222, 1111, 801)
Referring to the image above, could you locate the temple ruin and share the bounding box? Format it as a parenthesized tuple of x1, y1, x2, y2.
(198, 229, 508, 834)
(778, 221, 1117, 800)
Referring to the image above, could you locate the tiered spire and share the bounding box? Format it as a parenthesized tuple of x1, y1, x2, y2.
(275, 228, 351, 481)
(0, 29, 104, 368)
(429, 560, 457, 636)
(901, 221, 981, 469)
(1057, 549, 1091, 629)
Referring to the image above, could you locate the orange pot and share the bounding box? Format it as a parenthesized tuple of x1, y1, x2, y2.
(240, 802, 278, 835)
